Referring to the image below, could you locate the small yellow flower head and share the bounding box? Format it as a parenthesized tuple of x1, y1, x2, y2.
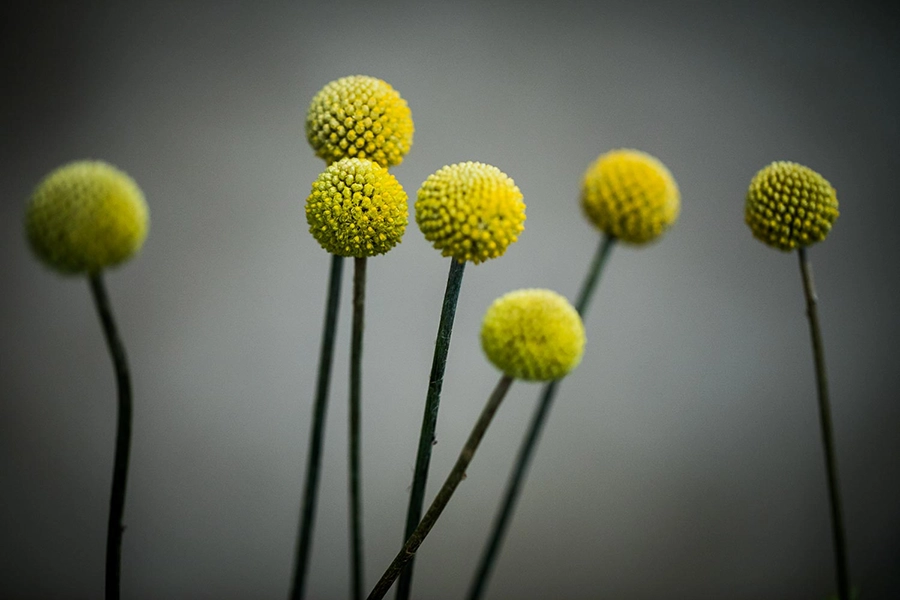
(745, 161, 839, 251)
(415, 162, 525, 264)
(306, 158, 408, 257)
(481, 289, 586, 382)
(306, 75, 414, 168)
(580, 149, 680, 244)
(25, 161, 149, 275)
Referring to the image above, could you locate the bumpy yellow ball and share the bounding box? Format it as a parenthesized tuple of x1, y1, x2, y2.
(306, 75, 414, 168)
(306, 158, 408, 257)
(745, 161, 839, 251)
(25, 161, 149, 275)
(415, 162, 525, 264)
(581, 149, 680, 244)
(481, 289, 585, 382)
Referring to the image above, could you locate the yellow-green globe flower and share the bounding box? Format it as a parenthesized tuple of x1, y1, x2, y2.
(581, 149, 680, 244)
(306, 158, 408, 257)
(415, 162, 525, 265)
(481, 289, 586, 382)
(745, 161, 839, 251)
(306, 75, 414, 168)
(25, 161, 149, 275)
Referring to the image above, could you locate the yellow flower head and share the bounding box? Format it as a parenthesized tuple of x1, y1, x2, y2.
(25, 161, 149, 275)
(481, 289, 586, 382)
(745, 161, 839, 251)
(580, 149, 680, 244)
(306, 158, 408, 257)
(306, 75, 414, 168)
(415, 162, 525, 264)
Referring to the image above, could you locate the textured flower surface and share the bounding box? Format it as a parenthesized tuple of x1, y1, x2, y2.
(306, 75, 414, 168)
(306, 158, 408, 257)
(581, 149, 680, 244)
(415, 162, 525, 264)
(745, 161, 839, 251)
(26, 161, 149, 274)
(481, 289, 585, 382)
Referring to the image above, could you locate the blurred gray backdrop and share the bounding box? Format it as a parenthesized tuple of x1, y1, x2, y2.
(2, 1, 898, 598)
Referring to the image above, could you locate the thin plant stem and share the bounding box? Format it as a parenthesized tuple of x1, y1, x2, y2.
(290, 254, 345, 600)
(396, 258, 466, 600)
(349, 256, 367, 600)
(88, 273, 133, 600)
(798, 247, 850, 600)
(467, 234, 615, 600)
(367, 375, 515, 600)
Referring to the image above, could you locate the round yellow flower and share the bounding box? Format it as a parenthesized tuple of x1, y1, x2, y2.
(306, 75, 414, 168)
(745, 161, 839, 251)
(580, 149, 680, 244)
(306, 158, 408, 257)
(481, 289, 585, 382)
(415, 162, 525, 264)
(25, 161, 149, 274)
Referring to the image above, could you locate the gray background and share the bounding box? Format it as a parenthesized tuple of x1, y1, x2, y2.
(2, 1, 898, 598)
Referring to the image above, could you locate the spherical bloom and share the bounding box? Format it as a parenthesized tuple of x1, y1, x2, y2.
(481, 289, 586, 382)
(745, 161, 839, 251)
(306, 158, 408, 257)
(415, 162, 525, 264)
(25, 161, 149, 275)
(306, 75, 414, 168)
(580, 149, 680, 244)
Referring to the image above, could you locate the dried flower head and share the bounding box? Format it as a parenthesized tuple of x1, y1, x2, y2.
(745, 161, 839, 251)
(415, 162, 525, 264)
(306, 158, 408, 257)
(581, 149, 680, 244)
(481, 289, 586, 382)
(306, 75, 414, 168)
(25, 161, 149, 275)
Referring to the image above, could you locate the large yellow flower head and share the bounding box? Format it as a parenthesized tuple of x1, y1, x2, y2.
(580, 149, 680, 244)
(306, 158, 408, 257)
(415, 162, 525, 264)
(306, 75, 414, 168)
(745, 161, 839, 251)
(25, 161, 149, 275)
(481, 289, 586, 382)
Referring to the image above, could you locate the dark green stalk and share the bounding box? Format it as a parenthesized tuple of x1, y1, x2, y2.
(396, 258, 466, 600)
(798, 247, 850, 600)
(349, 257, 367, 600)
(368, 375, 515, 600)
(88, 273, 133, 600)
(467, 234, 615, 600)
(290, 254, 344, 600)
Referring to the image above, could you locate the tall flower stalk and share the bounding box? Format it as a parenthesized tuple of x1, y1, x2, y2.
(467, 149, 681, 599)
(297, 154, 409, 599)
(25, 160, 150, 600)
(369, 289, 586, 600)
(292, 75, 413, 600)
(397, 162, 525, 599)
(348, 256, 367, 600)
(745, 161, 849, 599)
(290, 253, 343, 599)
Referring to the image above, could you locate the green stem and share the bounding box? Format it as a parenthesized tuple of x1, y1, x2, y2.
(467, 234, 615, 600)
(350, 257, 367, 600)
(798, 247, 850, 600)
(88, 273, 133, 600)
(290, 254, 344, 600)
(396, 258, 466, 600)
(367, 375, 515, 600)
